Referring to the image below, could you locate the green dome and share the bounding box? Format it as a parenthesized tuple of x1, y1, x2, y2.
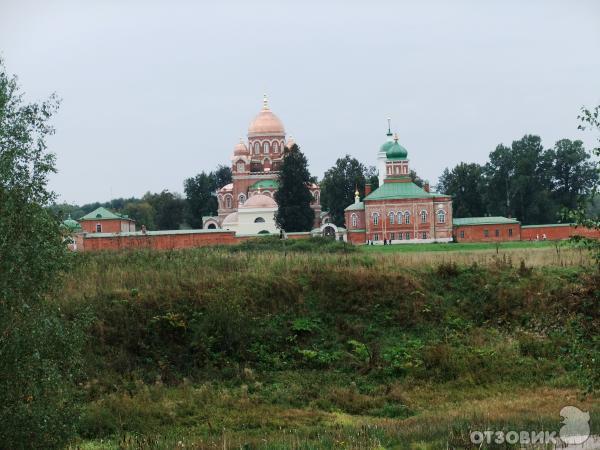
(62, 215, 81, 232)
(386, 140, 408, 160)
(380, 140, 394, 153)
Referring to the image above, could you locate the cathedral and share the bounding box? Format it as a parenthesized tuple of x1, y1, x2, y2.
(345, 126, 453, 244)
(202, 96, 324, 234)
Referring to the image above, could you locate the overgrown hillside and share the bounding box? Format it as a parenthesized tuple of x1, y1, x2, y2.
(60, 241, 599, 449)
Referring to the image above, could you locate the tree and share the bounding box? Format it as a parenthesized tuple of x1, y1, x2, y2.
(0, 59, 84, 448)
(438, 163, 486, 217)
(144, 190, 185, 230)
(123, 200, 156, 230)
(274, 144, 314, 232)
(409, 170, 425, 188)
(212, 164, 232, 190)
(484, 135, 556, 224)
(550, 139, 597, 210)
(184, 171, 218, 228)
(320, 155, 371, 226)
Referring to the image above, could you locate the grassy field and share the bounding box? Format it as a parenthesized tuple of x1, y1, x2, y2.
(59, 239, 598, 449)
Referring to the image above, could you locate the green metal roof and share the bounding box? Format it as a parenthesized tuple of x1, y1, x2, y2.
(521, 223, 573, 228)
(345, 201, 365, 211)
(453, 216, 520, 226)
(380, 140, 394, 153)
(250, 179, 279, 190)
(79, 207, 130, 221)
(364, 182, 441, 201)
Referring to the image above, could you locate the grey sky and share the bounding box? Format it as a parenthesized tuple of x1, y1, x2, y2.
(2, 0, 599, 205)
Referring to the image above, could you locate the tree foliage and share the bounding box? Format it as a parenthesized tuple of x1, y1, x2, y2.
(0, 59, 84, 449)
(438, 134, 598, 224)
(275, 144, 315, 232)
(320, 155, 373, 227)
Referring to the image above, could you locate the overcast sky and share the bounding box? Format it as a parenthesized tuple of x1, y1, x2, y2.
(2, 0, 599, 204)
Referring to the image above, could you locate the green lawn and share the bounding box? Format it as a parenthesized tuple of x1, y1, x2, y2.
(360, 240, 558, 253)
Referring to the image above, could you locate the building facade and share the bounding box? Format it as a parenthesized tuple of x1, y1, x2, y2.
(202, 96, 322, 233)
(79, 207, 136, 234)
(345, 130, 453, 244)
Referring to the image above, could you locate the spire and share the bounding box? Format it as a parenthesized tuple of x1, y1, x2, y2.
(355, 185, 360, 204)
(386, 117, 392, 137)
(394, 132, 399, 142)
(263, 93, 269, 110)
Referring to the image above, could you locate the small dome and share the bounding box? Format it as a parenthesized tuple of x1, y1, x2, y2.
(222, 212, 238, 226)
(233, 138, 249, 156)
(218, 183, 233, 193)
(62, 215, 82, 232)
(240, 193, 277, 209)
(386, 134, 408, 160)
(248, 95, 285, 136)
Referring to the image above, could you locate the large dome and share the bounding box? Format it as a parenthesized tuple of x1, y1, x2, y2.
(240, 194, 277, 209)
(248, 95, 285, 136)
(386, 134, 408, 160)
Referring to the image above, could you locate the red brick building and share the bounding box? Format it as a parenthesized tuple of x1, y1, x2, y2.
(521, 223, 600, 240)
(453, 217, 521, 242)
(79, 207, 136, 234)
(345, 131, 453, 244)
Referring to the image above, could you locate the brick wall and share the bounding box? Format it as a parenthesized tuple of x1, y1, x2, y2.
(454, 223, 521, 243)
(521, 224, 600, 241)
(82, 230, 237, 251)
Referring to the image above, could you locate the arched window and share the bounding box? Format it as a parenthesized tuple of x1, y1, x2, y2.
(254, 142, 260, 155)
(437, 210, 446, 224)
(254, 217, 266, 223)
(351, 213, 358, 228)
(397, 212, 402, 223)
(273, 142, 278, 153)
(207, 223, 216, 229)
(373, 213, 379, 225)
(314, 191, 320, 203)
(226, 196, 232, 209)
(238, 193, 246, 205)
(264, 141, 270, 154)
(237, 161, 245, 172)
(420, 210, 427, 223)
(404, 211, 410, 224)
(389, 211, 395, 224)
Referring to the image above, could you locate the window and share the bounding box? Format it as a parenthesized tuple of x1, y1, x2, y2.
(254, 217, 265, 223)
(437, 210, 446, 224)
(422, 232, 427, 239)
(399, 232, 403, 240)
(460, 230, 465, 238)
(389, 211, 395, 224)
(405, 232, 410, 240)
(390, 232, 395, 240)
(495, 229, 500, 237)
(374, 233, 379, 241)
(404, 211, 410, 224)
(273, 142, 278, 153)
(226, 196, 232, 209)
(373, 213, 379, 225)
(96, 223, 102, 233)
(238, 194, 246, 205)
(484, 229, 489, 237)
(421, 210, 427, 223)
(508, 228, 513, 237)
(351, 213, 357, 228)
(237, 162, 245, 172)
(314, 191, 320, 203)
(254, 142, 260, 155)
(264, 141, 270, 154)
(397, 212, 403, 223)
